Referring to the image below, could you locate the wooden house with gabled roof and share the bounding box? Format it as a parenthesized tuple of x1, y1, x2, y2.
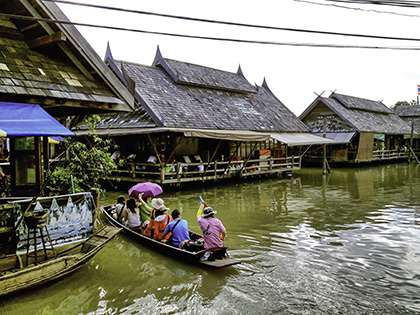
(394, 105, 420, 156)
(0, 0, 135, 195)
(0, 0, 134, 115)
(300, 92, 411, 164)
(75, 46, 332, 185)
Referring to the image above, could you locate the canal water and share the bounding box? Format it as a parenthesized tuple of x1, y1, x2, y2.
(1, 164, 420, 314)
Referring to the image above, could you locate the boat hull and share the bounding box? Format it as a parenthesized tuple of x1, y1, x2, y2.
(0, 226, 120, 297)
(101, 205, 240, 269)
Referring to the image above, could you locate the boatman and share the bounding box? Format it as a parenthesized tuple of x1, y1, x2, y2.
(196, 201, 226, 252)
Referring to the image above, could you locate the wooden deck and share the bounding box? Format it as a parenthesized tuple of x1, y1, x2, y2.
(107, 156, 301, 185)
(305, 149, 409, 165)
(371, 150, 409, 162)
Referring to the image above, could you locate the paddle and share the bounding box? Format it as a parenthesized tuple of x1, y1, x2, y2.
(198, 195, 207, 208)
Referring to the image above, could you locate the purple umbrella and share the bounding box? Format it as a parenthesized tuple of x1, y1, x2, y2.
(128, 182, 163, 198)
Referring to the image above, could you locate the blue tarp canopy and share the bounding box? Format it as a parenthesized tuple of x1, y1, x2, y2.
(0, 102, 73, 137)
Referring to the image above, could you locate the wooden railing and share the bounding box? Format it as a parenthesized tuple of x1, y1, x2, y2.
(372, 150, 409, 161)
(110, 156, 301, 184)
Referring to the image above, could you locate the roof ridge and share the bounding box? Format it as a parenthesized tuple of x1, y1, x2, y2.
(115, 59, 156, 69)
(332, 92, 384, 105)
(164, 58, 240, 76)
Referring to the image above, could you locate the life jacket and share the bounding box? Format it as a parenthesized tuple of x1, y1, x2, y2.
(144, 214, 172, 240)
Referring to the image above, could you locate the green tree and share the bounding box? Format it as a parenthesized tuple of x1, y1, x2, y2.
(46, 115, 117, 194)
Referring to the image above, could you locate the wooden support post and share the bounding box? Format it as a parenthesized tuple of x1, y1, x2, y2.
(176, 162, 181, 182)
(239, 143, 258, 176)
(322, 144, 327, 175)
(147, 134, 164, 181)
(410, 119, 414, 161)
(42, 136, 49, 185)
(147, 134, 162, 165)
(222, 142, 240, 175)
(131, 161, 136, 178)
(28, 32, 67, 49)
(409, 146, 420, 164)
(90, 188, 100, 230)
(321, 115, 331, 175)
(203, 140, 221, 179)
(35, 137, 42, 195)
(167, 136, 183, 163)
(160, 167, 165, 184)
(21, 22, 40, 33)
(299, 145, 312, 167)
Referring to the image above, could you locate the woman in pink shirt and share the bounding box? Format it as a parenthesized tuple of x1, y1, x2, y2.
(196, 204, 226, 250)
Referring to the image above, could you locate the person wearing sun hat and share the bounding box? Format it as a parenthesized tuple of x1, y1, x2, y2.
(196, 200, 226, 250)
(143, 198, 172, 240)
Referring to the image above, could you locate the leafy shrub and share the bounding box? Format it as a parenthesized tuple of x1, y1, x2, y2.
(46, 116, 117, 194)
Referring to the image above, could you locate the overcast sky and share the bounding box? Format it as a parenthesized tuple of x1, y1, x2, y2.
(57, 0, 420, 115)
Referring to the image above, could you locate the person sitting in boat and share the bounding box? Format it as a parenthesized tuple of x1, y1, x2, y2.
(136, 193, 153, 227)
(111, 196, 126, 222)
(122, 198, 141, 231)
(144, 198, 172, 240)
(161, 209, 190, 248)
(196, 203, 226, 251)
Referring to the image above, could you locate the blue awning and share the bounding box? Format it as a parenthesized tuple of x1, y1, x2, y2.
(0, 102, 73, 137)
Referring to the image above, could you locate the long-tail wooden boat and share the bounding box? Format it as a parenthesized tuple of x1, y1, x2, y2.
(101, 205, 240, 269)
(0, 225, 120, 297)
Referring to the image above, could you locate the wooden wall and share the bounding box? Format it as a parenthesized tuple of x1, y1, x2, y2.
(356, 132, 374, 161)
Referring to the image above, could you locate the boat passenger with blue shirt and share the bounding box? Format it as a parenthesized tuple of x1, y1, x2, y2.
(162, 209, 191, 248)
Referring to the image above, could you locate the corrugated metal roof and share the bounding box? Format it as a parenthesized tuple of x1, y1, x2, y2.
(271, 133, 334, 146)
(315, 132, 356, 144)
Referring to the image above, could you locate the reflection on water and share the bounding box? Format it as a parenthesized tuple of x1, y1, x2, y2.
(1, 164, 420, 314)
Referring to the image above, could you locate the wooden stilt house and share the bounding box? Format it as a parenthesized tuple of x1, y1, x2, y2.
(394, 105, 420, 156)
(75, 46, 331, 185)
(0, 1, 134, 196)
(300, 93, 411, 164)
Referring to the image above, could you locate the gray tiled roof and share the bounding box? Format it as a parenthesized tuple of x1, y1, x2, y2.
(113, 58, 308, 132)
(0, 17, 123, 105)
(76, 110, 156, 131)
(159, 58, 257, 94)
(394, 105, 420, 134)
(394, 105, 420, 117)
(332, 93, 393, 114)
(320, 96, 410, 134)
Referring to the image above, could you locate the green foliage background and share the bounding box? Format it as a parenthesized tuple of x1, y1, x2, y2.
(47, 116, 117, 194)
